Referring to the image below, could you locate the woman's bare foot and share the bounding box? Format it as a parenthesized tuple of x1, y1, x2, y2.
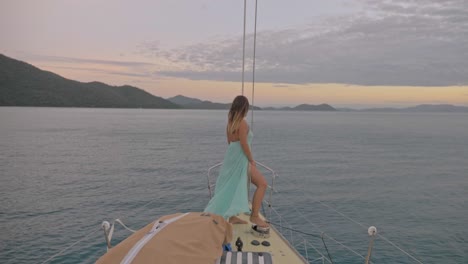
(250, 215, 270, 228)
(229, 216, 248, 224)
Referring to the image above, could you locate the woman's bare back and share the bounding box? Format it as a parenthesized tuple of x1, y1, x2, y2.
(227, 128, 240, 143)
(226, 120, 248, 143)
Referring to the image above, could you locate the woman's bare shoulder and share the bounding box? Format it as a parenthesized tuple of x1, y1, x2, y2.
(239, 119, 249, 131)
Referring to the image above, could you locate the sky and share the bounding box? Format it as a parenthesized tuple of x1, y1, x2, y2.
(1, 0, 468, 108)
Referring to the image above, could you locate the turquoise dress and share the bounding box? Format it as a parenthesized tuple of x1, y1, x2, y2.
(204, 130, 253, 219)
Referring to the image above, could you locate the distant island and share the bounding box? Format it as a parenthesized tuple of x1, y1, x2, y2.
(1, 54, 467, 113)
(168, 95, 468, 113)
(168, 95, 238, 110)
(262, 103, 336, 111)
(358, 104, 468, 113)
(167, 95, 335, 112)
(167, 95, 259, 111)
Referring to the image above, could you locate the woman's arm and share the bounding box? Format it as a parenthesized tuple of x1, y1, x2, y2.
(239, 120, 254, 163)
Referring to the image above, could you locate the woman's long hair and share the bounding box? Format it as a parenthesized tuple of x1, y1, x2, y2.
(227, 95, 249, 134)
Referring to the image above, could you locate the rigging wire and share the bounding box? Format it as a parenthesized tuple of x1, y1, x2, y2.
(241, 0, 247, 95)
(260, 174, 366, 262)
(266, 206, 332, 263)
(40, 193, 165, 263)
(290, 203, 369, 261)
(268, 221, 334, 264)
(317, 201, 423, 264)
(40, 228, 100, 264)
(268, 187, 370, 261)
(45, 1, 420, 263)
(251, 0, 258, 130)
(273, 176, 424, 263)
(310, 196, 423, 263)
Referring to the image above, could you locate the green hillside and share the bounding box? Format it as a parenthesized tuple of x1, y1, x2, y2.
(0, 54, 179, 108)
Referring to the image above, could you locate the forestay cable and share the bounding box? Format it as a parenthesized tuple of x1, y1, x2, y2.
(241, 0, 247, 95)
(251, 0, 258, 130)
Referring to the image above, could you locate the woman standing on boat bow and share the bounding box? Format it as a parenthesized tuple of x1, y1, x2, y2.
(204, 95, 269, 228)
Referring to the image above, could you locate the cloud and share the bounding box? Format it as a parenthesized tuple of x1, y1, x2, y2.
(44, 65, 152, 78)
(141, 0, 468, 86)
(22, 54, 155, 68)
(17, 53, 163, 81)
(272, 84, 290, 88)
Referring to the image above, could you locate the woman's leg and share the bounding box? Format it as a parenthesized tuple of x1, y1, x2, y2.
(229, 215, 247, 224)
(249, 164, 270, 227)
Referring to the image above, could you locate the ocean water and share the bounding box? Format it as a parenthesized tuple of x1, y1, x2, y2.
(0, 107, 467, 264)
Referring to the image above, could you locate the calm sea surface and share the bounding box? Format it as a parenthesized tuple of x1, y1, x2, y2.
(0, 107, 467, 264)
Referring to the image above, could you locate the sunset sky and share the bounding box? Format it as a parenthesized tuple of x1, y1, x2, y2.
(1, 0, 468, 108)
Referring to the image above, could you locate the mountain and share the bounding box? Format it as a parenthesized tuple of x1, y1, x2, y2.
(280, 107, 293, 111)
(336, 107, 355, 112)
(359, 107, 401, 112)
(262, 107, 277, 110)
(0, 54, 179, 108)
(167, 95, 230, 109)
(263, 104, 336, 111)
(293, 104, 336, 111)
(360, 104, 468, 113)
(167, 95, 262, 110)
(167, 95, 204, 106)
(405, 104, 468, 112)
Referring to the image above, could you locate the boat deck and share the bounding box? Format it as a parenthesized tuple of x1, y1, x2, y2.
(229, 213, 307, 264)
